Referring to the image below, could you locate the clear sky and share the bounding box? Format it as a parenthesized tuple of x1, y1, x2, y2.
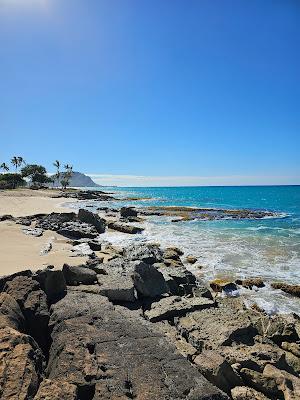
(0, 0, 299, 186)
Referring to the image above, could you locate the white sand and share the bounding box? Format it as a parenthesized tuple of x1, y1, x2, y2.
(0, 189, 87, 275)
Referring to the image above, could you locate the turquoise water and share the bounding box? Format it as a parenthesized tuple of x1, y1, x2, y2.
(76, 185, 300, 314)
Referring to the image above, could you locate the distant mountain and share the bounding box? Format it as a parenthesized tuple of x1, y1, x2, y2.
(51, 171, 100, 187)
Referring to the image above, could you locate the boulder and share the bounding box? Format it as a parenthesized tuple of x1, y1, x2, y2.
(97, 273, 136, 302)
(34, 379, 77, 400)
(239, 368, 279, 398)
(263, 363, 300, 399)
(231, 386, 270, 400)
(254, 314, 299, 345)
(0, 327, 44, 400)
(132, 261, 168, 298)
(271, 282, 300, 298)
(282, 342, 300, 357)
(124, 243, 163, 264)
(236, 278, 265, 289)
(58, 221, 98, 239)
(185, 255, 198, 264)
(71, 242, 95, 256)
(120, 207, 138, 218)
(0, 292, 25, 331)
(145, 295, 214, 322)
(46, 292, 229, 399)
(210, 279, 237, 293)
(73, 238, 102, 251)
(0, 214, 14, 221)
(175, 298, 258, 351)
(78, 208, 106, 233)
(108, 221, 144, 234)
(3, 276, 40, 306)
(62, 264, 97, 285)
(36, 212, 76, 231)
(0, 269, 33, 291)
(220, 338, 287, 372)
(34, 269, 66, 303)
(194, 350, 243, 394)
(163, 248, 183, 260)
(22, 227, 44, 237)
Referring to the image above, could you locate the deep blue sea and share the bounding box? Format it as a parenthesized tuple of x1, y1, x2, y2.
(73, 185, 300, 314)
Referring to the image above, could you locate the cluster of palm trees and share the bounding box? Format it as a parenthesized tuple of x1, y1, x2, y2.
(0, 156, 26, 173)
(0, 157, 74, 190)
(53, 160, 73, 189)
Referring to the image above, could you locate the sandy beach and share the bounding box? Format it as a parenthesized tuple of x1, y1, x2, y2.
(0, 188, 87, 275)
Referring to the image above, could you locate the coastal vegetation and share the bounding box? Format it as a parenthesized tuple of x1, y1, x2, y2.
(0, 157, 73, 190)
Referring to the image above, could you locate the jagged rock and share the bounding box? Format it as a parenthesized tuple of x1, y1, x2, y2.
(0, 269, 33, 291)
(283, 349, 300, 375)
(164, 257, 185, 268)
(73, 238, 102, 251)
(3, 276, 40, 306)
(36, 212, 76, 231)
(0, 214, 14, 221)
(186, 255, 198, 264)
(108, 221, 144, 234)
(15, 216, 32, 226)
(34, 269, 67, 303)
(97, 273, 136, 302)
(239, 368, 279, 397)
(166, 246, 184, 256)
(0, 292, 25, 330)
(175, 298, 258, 351)
(194, 350, 243, 394)
(220, 337, 287, 372)
(154, 263, 198, 295)
(124, 243, 163, 264)
(231, 386, 270, 400)
(271, 282, 300, 298)
(263, 363, 300, 399)
(71, 242, 94, 256)
(62, 264, 97, 285)
(58, 221, 98, 239)
(78, 208, 106, 233)
(254, 314, 299, 345)
(210, 279, 237, 293)
(47, 292, 229, 399)
(0, 327, 44, 400)
(34, 379, 78, 400)
(22, 227, 44, 237)
(236, 278, 265, 289)
(163, 248, 183, 260)
(120, 207, 137, 218)
(282, 342, 300, 357)
(132, 261, 168, 298)
(145, 296, 214, 322)
(192, 280, 213, 300)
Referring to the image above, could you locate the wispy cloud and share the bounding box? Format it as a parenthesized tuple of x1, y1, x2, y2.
(87, 174, 300, 187)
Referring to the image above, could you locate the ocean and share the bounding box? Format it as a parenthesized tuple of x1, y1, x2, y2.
(71, 185, 300, 315)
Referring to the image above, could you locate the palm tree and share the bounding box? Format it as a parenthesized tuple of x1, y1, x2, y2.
(11, 156, 25, 172)
(61, 164, 73, 190)
(0, 163, 9, 172)
(53, 160, 60, 187)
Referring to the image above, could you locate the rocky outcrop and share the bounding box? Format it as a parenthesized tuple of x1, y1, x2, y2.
(271, 282, 300, 298)
(0, 292, 25, 330)
(62, 264, 97, 285)
(34, 379, 78, 400)
(58, 221, 99, 239)
(108, 221, 144, 234)
(120, 207, 138, 218)
(46, 292, 228, 399)
(4, 276, 50, 353)
(145, 295, 214, 322)
(78, 208, 106, 233)
(0, 327, 44, 399)
(132, 261, 169, 298)
(124, 243, 163, 264)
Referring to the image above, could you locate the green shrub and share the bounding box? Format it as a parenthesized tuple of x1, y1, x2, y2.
(0, 173, 26, 189)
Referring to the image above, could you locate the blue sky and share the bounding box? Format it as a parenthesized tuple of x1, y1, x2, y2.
(0, 0, 299, 186)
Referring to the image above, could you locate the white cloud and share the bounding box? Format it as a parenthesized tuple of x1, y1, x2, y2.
(86, 174, 300, 187)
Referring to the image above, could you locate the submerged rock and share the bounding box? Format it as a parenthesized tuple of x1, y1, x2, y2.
(271, 282, 300, 298)
(120, 207, 138, 218)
